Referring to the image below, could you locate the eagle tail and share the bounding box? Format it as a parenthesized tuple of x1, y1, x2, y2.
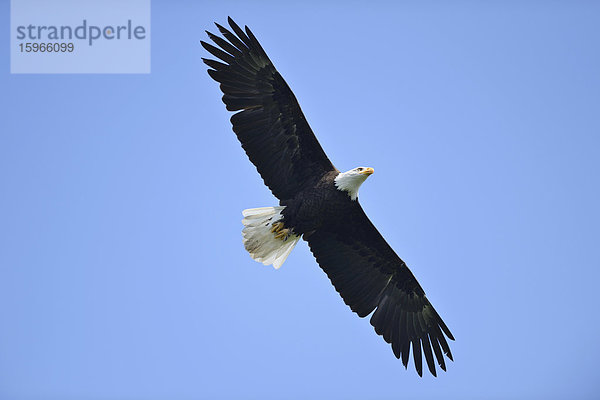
(242, 206, 300, 269)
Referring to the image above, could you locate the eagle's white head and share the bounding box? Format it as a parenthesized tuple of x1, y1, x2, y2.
(334, 167, 374, 201)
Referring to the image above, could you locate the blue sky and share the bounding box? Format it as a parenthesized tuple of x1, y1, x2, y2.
(1, 1, 600, 399)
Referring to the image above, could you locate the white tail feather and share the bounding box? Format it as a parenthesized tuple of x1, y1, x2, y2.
(242, 206, 300, 269)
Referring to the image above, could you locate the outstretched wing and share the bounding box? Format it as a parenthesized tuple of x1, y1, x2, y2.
(202, 17, 337, 201)
(306, 204, 454, 377)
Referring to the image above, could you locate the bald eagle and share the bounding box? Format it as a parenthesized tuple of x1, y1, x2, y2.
(201, 17, 454, 377)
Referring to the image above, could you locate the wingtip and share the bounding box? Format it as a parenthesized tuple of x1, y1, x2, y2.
(446, 349, 454, 362)
(227, 17, 244, 36)
(205, 30, 218, 43)
(215, 22, 226, 32)
(205, 30, 218, 40)
(245, 25, 255, 40)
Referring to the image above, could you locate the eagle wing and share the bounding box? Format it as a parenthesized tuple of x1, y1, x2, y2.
(202, 18, 336, 201)
(306, 203, 454, 377)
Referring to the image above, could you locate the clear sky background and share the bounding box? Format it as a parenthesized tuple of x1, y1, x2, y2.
(1, 1, 599, 399)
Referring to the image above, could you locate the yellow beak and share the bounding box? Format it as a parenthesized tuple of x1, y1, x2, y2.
(360, 167, 374, 176)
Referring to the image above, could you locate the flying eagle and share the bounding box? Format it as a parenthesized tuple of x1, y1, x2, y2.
(201, 17, 454, 377)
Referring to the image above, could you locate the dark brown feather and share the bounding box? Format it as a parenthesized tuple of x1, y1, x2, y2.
(203, 18, 336, 201)
(306, 202, 454, 377)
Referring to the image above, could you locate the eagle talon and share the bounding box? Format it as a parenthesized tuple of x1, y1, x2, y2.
(271, 221, 285, 233)
(274, 228, 290, 240)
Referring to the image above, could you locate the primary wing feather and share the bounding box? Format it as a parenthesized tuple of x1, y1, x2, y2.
(306, 204, 454, 377)
(202, 17, 336, 201)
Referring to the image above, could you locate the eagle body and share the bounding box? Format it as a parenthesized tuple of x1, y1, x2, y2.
(202, 17, 455, 377)
(280, 170, 352, 235)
